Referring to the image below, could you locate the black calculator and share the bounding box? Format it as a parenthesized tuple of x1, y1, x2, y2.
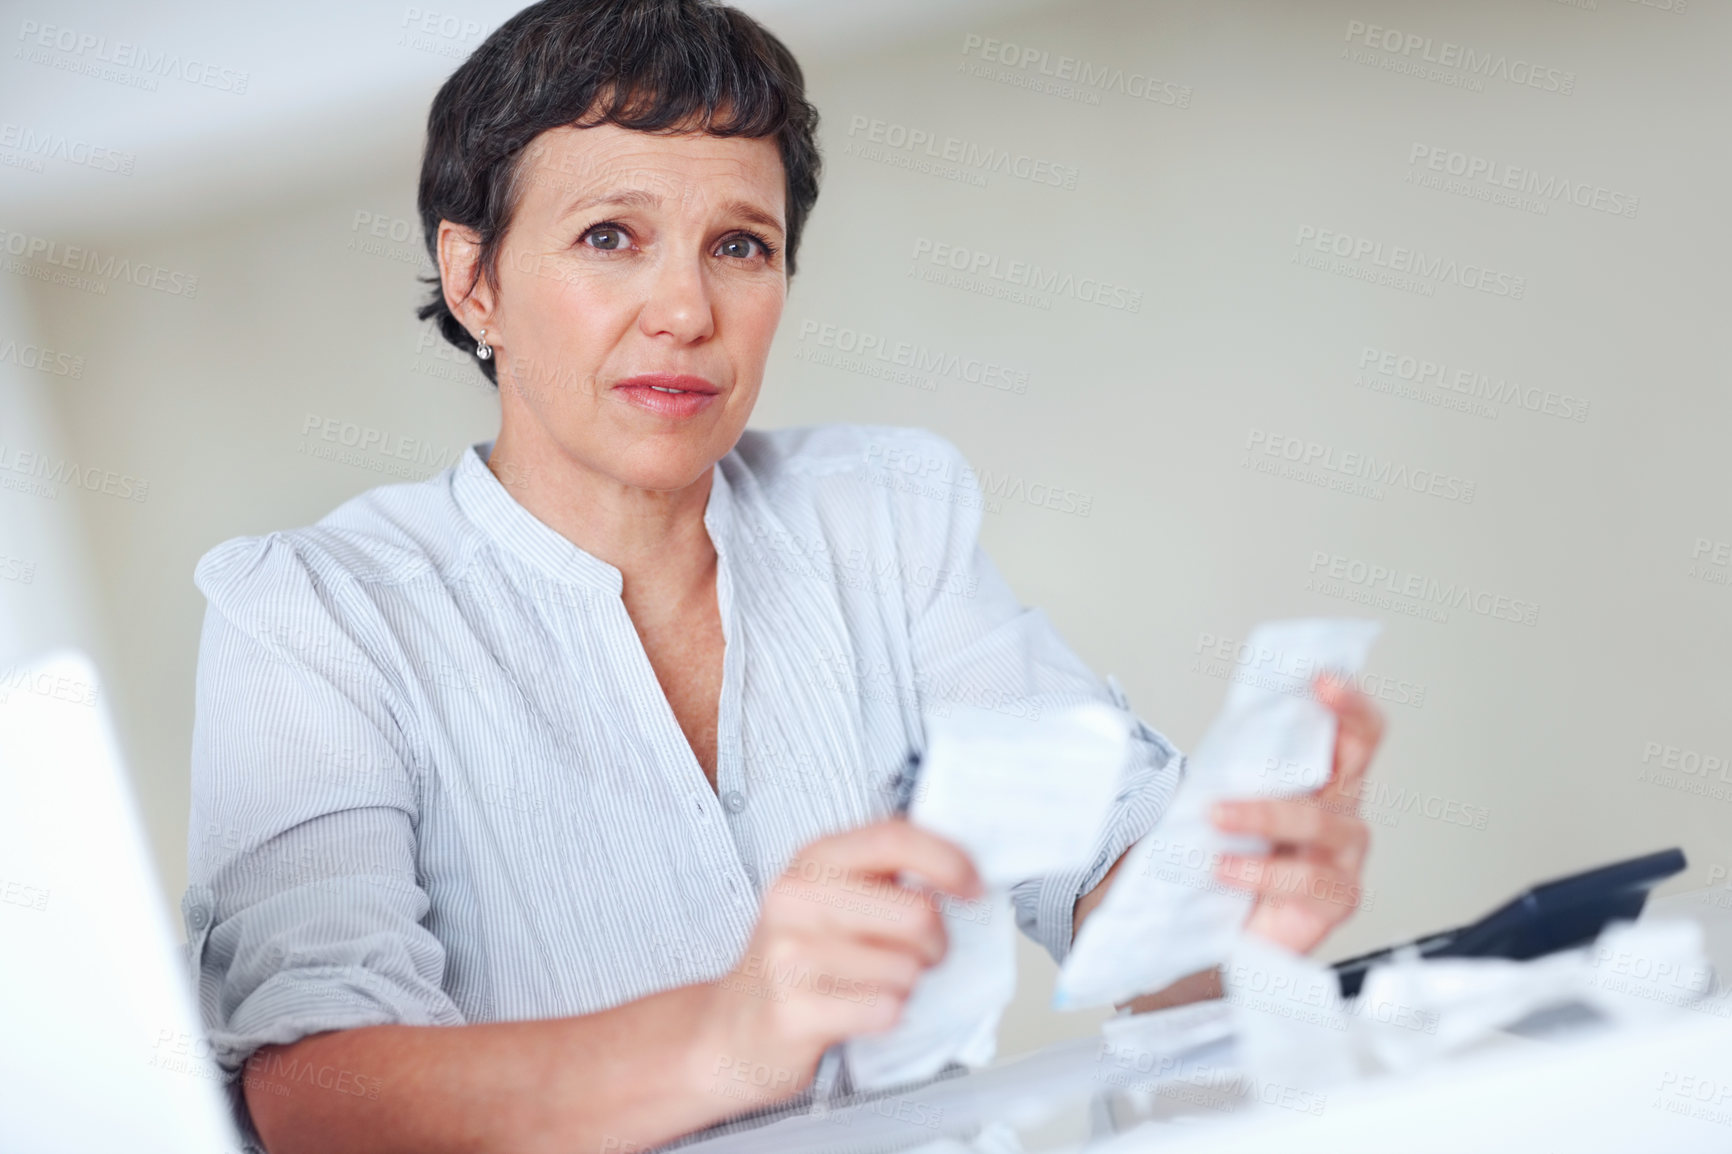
(1331, 848, 1688, 998)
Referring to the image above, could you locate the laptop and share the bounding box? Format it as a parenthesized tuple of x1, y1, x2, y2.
(0, 649, 242, 1153)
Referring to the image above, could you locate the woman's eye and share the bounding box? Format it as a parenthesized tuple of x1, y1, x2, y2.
(583, 226, 626, 251)
(717, 235, 762, 260)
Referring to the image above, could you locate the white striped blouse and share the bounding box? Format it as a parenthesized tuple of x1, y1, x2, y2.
(181, 421, 1183, 1131)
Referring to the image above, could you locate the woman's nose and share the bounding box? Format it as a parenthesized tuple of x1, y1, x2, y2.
(637, 252, 716, 344)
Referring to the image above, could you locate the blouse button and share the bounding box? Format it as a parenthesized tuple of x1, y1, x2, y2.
(722, 790, 747, 815)
(187, 905, 211, 931)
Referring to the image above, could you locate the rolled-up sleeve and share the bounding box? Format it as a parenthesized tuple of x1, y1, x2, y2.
(1010, 698, 1184, 965)
(885, 429, 1185, 965)
(185, 533, 464, 1078)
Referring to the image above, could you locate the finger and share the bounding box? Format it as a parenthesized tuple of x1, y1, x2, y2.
(1242, 886, 1347, 955)
(1214, 855, 1365, 916)
(790, 938, 928, 1037)
(766, 872, 949, 963)
(799, 819, 984, 899)
(819, 937, 929, 1001)
(1315, 675, 1385, 793)
(1281, 818, 1371, 874)
(729, 939, 925, 1052)
(1242, 807, 1372, 875)
(739, 937, 924, 1018)
(803, 942, 928, 1025)
(1212, 797, 1365, 860)
(1238, 786, 1364, 827)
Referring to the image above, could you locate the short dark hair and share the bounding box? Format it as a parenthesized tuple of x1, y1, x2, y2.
(416, 0, 822, 383)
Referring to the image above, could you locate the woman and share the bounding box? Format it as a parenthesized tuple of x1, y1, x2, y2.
(185, 1, 1383, 1151)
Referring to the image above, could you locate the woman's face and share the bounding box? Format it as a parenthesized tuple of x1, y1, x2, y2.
(441, 122, 788, 493)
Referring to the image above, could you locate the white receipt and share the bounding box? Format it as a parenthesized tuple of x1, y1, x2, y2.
(843, 891, 1015, 1091)
(1054, 618, 1380, 1010)
(910, 701, 1131, 888)
(845, 702, 1133, 1090)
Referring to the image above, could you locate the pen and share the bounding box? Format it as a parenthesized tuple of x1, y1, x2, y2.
(809, 750, 924, 1111)
(887, 750, 923, 818)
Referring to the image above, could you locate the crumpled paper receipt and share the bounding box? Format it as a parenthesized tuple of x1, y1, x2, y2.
(1055, 618, 1381, 1009)
(1351, 916, 1715, 1071)
(1221, 933, 1358, 1093)
(901, 1122, 1027, 1154)
(841, 889, 1015, 1093)
(845, 702, 1132, 1090)
(1220, 917, 1714, 1092)
(909, 701, 1131, 888)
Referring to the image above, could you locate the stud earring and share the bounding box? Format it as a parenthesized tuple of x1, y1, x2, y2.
(475, 328, 492, 361)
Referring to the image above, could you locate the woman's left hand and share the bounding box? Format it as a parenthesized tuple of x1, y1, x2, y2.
(1209, 674, 1386, 955)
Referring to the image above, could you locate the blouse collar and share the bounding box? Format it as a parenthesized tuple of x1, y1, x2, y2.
(452, 441, 736, 595)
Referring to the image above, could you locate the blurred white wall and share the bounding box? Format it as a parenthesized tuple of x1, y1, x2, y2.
(2, 0, 1728, 1058)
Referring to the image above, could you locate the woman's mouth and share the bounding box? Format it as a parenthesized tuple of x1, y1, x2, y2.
(611, 373, 720, 418)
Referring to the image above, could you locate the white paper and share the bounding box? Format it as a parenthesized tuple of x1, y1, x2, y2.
(1213, 917, 1715, 1088)
(1055, 618, 1381, 1009)
(911, 701, 1131, 887)
(1223, 934, 1357, 1093)
(843, 891, 1015, 1091)
(1354, 917, 1714, 1071)
(846, 701, 1131, 1091)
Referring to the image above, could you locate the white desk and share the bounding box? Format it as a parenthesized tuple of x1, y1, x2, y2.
(679, 888, 1732, 1153)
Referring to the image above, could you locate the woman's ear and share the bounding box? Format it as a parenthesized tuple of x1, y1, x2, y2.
(437, 220, 496, 339)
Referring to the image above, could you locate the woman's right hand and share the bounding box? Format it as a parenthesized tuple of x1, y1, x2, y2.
(691, 819, 982, 1109)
